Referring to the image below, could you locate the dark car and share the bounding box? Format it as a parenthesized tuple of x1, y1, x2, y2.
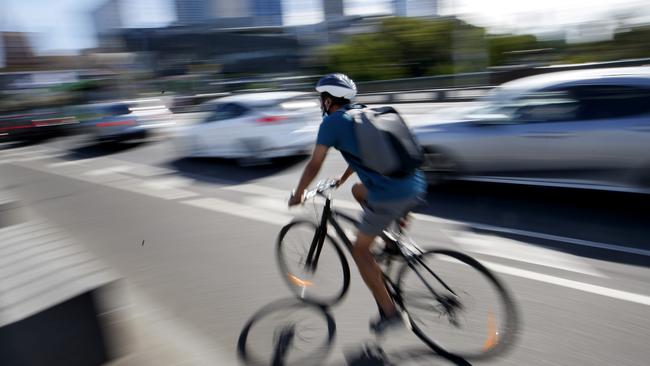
(0, 109, 78, 142)
(76, 103, 148, 142)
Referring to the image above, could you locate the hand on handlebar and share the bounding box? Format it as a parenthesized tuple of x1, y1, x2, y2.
(288, 191, 303, 207)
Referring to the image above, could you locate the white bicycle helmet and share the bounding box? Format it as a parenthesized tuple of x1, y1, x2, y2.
(315, 73, 357, 100)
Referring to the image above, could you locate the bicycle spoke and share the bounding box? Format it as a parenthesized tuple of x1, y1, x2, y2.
(277, 220, 350, 306)
(397, 250, 518, 360)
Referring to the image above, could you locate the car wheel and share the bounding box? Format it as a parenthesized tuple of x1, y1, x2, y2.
(421, 149, 458, 186)
(237, 157, 271, 167)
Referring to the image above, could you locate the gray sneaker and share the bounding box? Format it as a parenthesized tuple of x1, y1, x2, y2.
(369, 311, 410, 335)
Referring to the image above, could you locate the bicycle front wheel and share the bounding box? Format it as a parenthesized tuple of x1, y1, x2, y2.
(397, 249, 518, 360)
(276, 220, 350, 306)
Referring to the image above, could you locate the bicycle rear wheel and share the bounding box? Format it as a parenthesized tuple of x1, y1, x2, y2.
(396, 249, 518, 360)
(277, 220, 350, 306)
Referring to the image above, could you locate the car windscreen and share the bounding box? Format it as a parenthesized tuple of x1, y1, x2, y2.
(465, 91, 579, 123)
(203, 103, 249, 123)
(105, 104, 132, 116)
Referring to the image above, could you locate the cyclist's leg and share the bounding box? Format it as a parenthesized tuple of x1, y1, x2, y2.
(351, 183, 395, 315)
(352, 183, 399, 254)
(351, 182, 368, 205)
(352, 232, 398, 317)
(354, 197, 421, 319)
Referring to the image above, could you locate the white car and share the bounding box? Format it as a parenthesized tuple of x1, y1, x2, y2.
(174, 92, 321, 163)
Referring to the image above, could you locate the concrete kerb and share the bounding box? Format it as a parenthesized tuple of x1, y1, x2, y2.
(0, 190, 25, 229)
(0, 190, 221, 365)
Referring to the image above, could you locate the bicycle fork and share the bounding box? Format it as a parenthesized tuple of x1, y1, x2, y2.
(304, 200, 332, 273)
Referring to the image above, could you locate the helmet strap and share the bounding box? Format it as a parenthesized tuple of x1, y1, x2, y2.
(320, 95, 332, 117)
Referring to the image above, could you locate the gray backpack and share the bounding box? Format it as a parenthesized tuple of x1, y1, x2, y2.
(348, 106, 424, 178)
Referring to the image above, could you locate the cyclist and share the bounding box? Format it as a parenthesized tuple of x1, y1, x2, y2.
(289, 73, 427, 334)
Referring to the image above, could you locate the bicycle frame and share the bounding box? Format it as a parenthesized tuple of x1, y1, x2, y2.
(302, 195, 455, 301)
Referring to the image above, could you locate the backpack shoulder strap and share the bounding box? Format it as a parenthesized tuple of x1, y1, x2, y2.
(346, 107, 366, 123)
(370, 106, 399, 115)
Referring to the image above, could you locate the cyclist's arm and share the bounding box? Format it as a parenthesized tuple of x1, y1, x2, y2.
(338, 165, 354, 186)
(292, 144, 329, 200)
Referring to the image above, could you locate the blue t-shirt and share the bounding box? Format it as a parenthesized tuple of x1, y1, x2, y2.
(316, 104, 426, 202)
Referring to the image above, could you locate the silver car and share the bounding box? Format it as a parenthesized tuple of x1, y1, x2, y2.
(414, 67, 650, 193)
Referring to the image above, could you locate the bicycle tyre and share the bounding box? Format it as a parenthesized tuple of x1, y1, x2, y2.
(237, 299, 336, 366)
(396, 249, 518, 360)
(277, 220, 351, 306)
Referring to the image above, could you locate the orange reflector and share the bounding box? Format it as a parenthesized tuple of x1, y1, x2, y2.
(483, 310, 499, 351)
(288, 273, 313, 287)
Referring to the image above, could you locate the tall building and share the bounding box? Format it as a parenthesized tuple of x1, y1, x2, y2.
(175, 0, 210, 25)
(394, 0, 438, 17)
(176, 0, 285, 27)
(92, 0, 125, 50)
(252, 0, 283, 26)
(323, 0, 345, 22)
(92, 0, 123, 36)
(1, 32, 36, 70)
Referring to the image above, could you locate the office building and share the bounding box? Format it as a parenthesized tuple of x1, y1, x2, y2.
(323, 0, 345, 21)
(92, 0, 123, 35)
(175, 0, 210, 25)
(394, 0, 438, 17)
(252, 0, 283, 26)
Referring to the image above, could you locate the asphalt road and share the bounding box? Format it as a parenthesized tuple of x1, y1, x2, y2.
(1, 103, 649, 366)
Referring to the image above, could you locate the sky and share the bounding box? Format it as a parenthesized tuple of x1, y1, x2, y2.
(1, 0, 649, 56)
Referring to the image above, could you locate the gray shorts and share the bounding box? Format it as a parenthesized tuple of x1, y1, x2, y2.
(358, 195, 424, 236)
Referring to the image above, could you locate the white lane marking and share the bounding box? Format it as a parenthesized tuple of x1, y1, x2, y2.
(483, 260, 650, 307)
(11, 158, 198, 201)
(0, 154, 65, 164)
(459, 176, 650, 195)
(116, 181, 199, 200)
(445, 230, 606, 278)
(224, 183, 366, 212)
(244, 196, 359, 241)
(127, 165, 177, 177)
(0, 148, 51, 157)
(466, 223, 650, 258)
(243, 196, 290, 212)
(141, 176, 194, 190)
(48, 160, 84, 167)
(224, 183, 290, 198)
(48, 158, 98, 167)
(182, 197, 291, 226)
(83, 165, 134, 176)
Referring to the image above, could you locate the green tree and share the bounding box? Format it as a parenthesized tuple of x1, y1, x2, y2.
(486, 34, 541, 66)
(325, 17, 487, 81)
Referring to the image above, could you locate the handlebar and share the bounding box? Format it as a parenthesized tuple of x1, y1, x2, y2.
(303, 179, 338, 201)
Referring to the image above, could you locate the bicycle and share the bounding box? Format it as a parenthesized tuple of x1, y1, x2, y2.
(276, 179, 518, 360)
